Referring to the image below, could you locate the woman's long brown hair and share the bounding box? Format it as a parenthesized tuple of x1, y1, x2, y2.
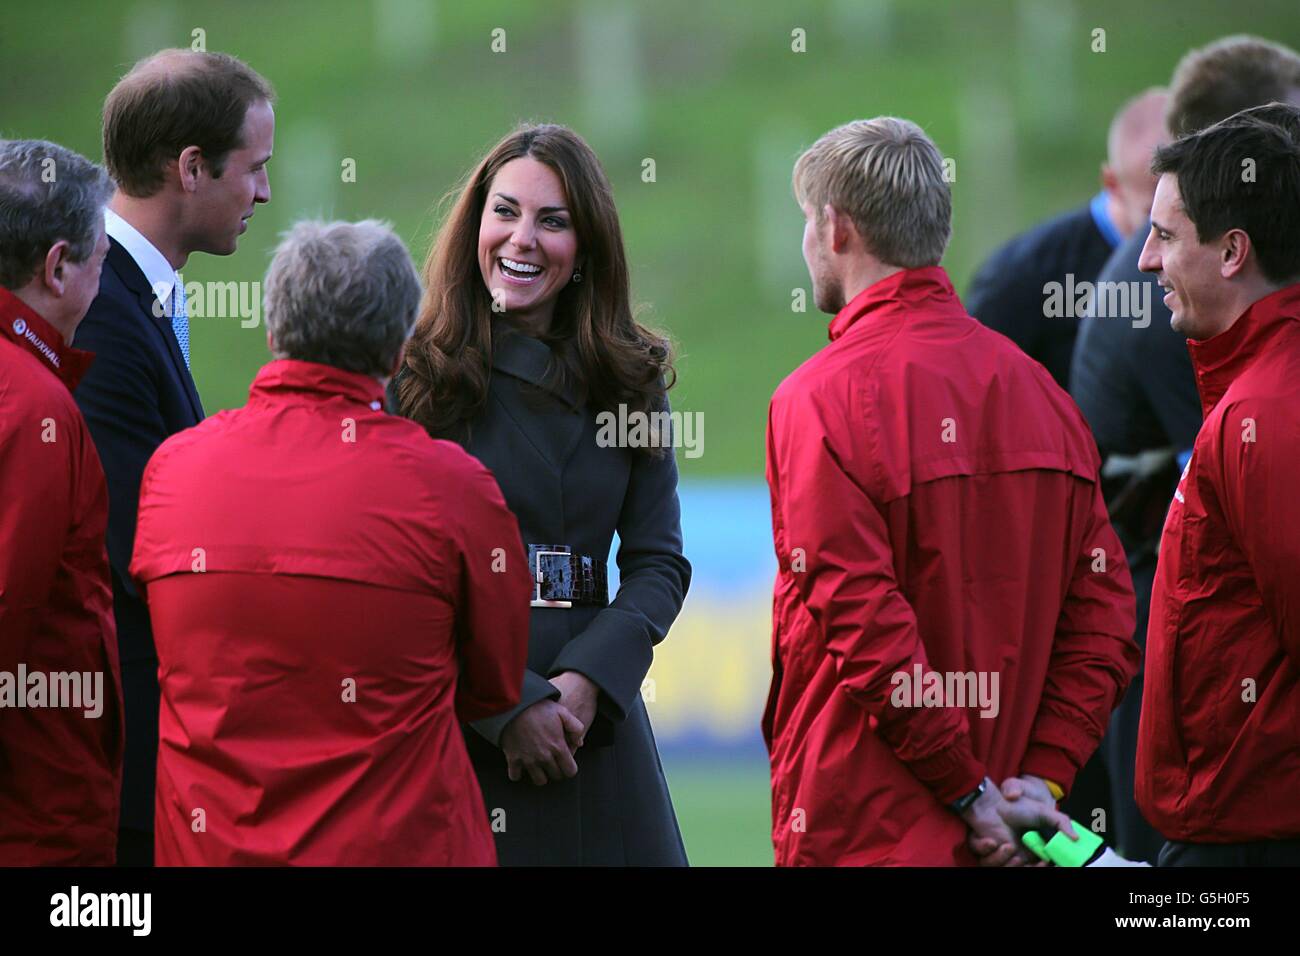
(397, 123, 675, 453)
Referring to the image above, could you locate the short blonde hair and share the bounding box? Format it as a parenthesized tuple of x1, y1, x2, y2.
(793, 117, 951, 268)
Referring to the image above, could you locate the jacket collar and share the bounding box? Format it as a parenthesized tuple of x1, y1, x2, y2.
(490, 320, 583, 410)
(102, 237, 205, 421)
(1187, 283, 1300, 415)
(249, 358, 386, 409)
(0, 287, 95, 390)
(105, 208, 178, 308)
(828, 265, 959, 342)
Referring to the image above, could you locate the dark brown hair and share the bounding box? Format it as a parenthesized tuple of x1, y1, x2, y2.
(1153, 108, 1300, 283)
(397, 123, 675, 453)
(1167, 36, 1300, 137)
(103, 49, 275, 197)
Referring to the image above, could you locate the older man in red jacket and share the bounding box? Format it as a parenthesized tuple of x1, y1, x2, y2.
(1136, 107, 1300, 865)
(0, 140, 122, 864)
(130, 220, 532, 865)
(764, 118, 1139, 866)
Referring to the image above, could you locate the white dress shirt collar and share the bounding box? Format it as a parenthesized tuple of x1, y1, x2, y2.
(105, 208, 179, 315)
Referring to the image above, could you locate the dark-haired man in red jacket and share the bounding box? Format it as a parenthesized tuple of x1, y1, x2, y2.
(1136, 106, 1300, 866)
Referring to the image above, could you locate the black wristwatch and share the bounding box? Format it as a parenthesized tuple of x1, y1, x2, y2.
(949, 779, 987, 814)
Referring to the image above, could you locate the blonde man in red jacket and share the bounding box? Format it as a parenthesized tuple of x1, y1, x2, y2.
(130, 220, 532, 865)
(764, 117, 1139, 866)
(0, 139, 123, 864)
(1136, 105, 1300, 866)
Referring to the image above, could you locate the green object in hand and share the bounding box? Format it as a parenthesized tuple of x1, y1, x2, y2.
(1022, 821, 1105, 866)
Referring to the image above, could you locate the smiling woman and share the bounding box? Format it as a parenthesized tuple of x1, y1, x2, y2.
(392, 123, 691, 866)
(477, 156, 579, 333)
(397, 123, 671, 441)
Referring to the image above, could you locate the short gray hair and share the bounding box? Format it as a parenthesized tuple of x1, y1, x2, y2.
(793, 117, 952, 268)
(264, 219, 421, 378)
(0, 139, 113, 289)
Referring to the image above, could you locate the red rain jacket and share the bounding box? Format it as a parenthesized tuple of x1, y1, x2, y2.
(1137, 284, 1300, 842)
(130, 360, 532, 865)
(0, 288, 123, 865)
(764, 267, 1138, 866)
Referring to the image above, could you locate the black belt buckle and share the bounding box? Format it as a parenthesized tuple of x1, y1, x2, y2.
(530, 545, 574, 608)
(528, 544, 608, 608)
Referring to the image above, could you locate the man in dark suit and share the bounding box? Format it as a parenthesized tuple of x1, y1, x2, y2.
(74, 48, 275, 866)
(965, 88, 1167, 389)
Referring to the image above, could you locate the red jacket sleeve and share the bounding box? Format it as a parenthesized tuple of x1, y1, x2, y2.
(446, 461, 533, 722)
(1218, 397, 1300, 666)
(1021, 477, 1138, 792)
(774, 404, 987, 803)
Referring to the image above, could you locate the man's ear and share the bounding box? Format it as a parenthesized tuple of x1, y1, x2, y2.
(824, 205, 859, 255)
(266, 329, 275, 353)
(1220, 228, 1252, 280)
(177, 145, 204, 194)
(1100, 162, 1120, 197)
(42, 240, 73, 297)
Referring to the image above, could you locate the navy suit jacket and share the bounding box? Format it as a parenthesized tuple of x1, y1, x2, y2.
(1070, 225, 1202, 459)
(965, 203, 1114, 390)
(73, 237, 204, 834)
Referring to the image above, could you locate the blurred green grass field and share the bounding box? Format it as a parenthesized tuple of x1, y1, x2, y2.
(6, 0, 1297, 477)
(665, 759, 774, 866)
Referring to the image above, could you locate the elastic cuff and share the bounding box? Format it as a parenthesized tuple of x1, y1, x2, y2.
(906, 740, 987, 804)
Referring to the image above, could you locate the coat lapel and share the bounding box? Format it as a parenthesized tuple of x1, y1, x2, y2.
(490, 324, 586, 468)
(106, 239, 205, 422)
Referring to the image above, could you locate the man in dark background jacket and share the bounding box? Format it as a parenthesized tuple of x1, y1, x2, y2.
(74, 48, 274, 865)
(965, 88, 1167, 389)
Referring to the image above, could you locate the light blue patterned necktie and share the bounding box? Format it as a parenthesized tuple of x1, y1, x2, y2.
(171, 272, 191, 369)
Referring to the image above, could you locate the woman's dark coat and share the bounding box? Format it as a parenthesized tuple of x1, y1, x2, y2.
(392, 324, 690, 865)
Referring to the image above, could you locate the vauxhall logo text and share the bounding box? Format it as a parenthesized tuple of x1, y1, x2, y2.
(11, 317, 61, 367)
